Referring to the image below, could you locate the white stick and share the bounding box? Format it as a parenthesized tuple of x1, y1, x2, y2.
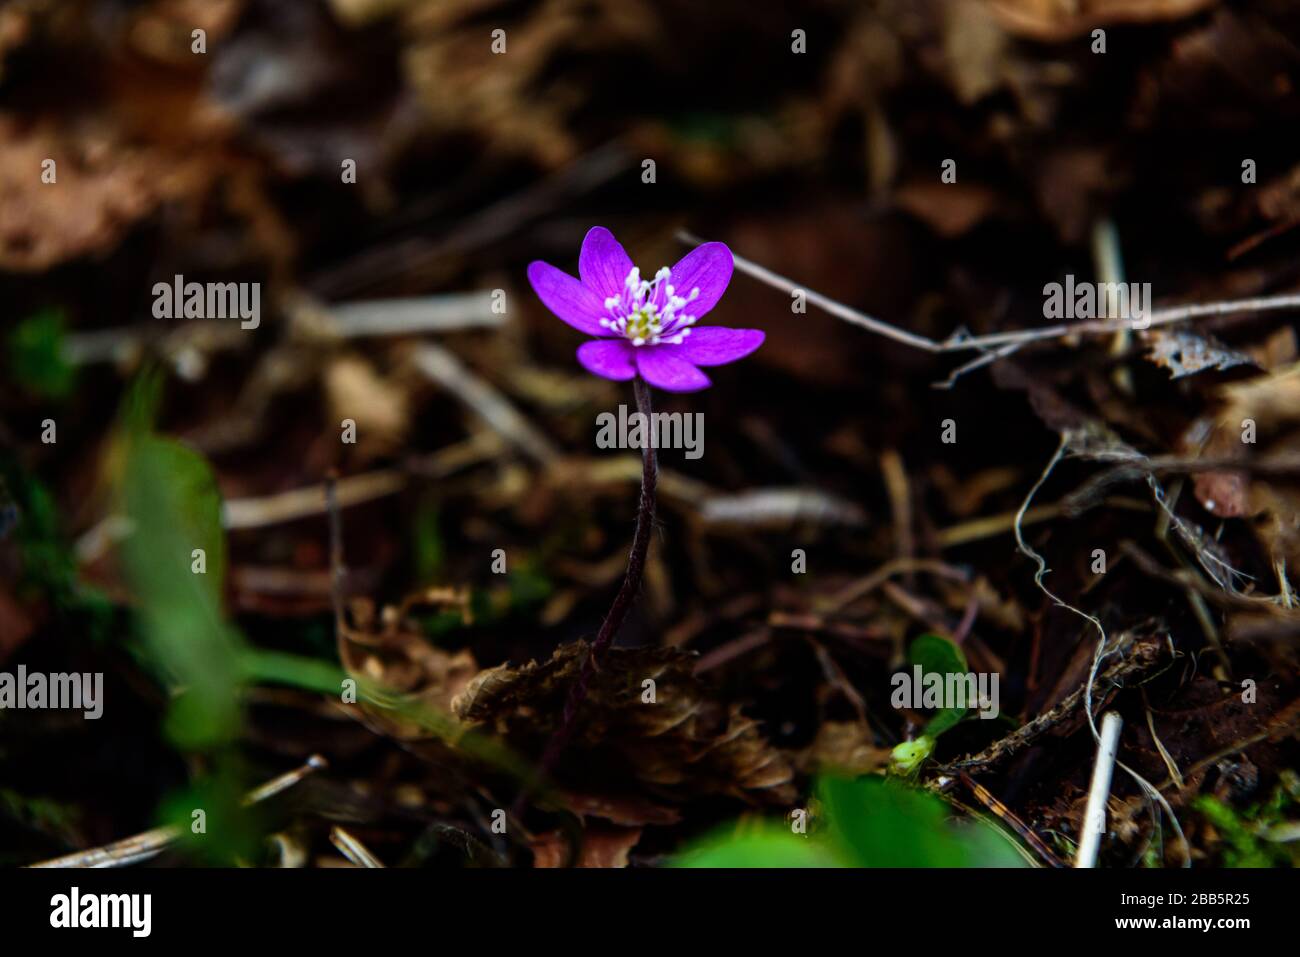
(1075, 711, 1123, 868)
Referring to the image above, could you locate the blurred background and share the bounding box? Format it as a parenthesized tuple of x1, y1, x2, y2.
(2, 0, 1300, 868)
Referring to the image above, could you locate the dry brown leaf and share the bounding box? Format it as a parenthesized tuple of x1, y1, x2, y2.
(987, 0, 1216, 41)
(530, 825, 642, 868)
(561, 792, 681, 827)
(453, 642, 796, 804)
(894, 180, 1001, 238)
(338, 588, 479, 737)
(128, 0, 245, 63)
(0, 117, 172, 270)
(1188, 365, 1300, 563)
(324, 354, 412, 456)
(795, 721, 890, 776)
(1245, 326, 1299, 373)
(402, 0, 660, 167)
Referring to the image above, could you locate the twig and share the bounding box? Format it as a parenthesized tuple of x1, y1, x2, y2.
(766, 611, 890, 645)
(936, 503, 1062, 548)
(330, 826, 386, 868)
(957, 772, 1066, 868)
(63, 291, 503, 368)
(27, 755, 327, 868)
(300, 291, 504, 338)
(1013, 434, 1190, 866)
(1120, 541, 1291, 614)
(698, 487, 866, 529)
(932, 342, 1024, 389)
(936, 628, 1167, 773)
(1144, 694, 1184, 791)
(880, 449, 914, 581)
(693, 627, 773, 674)
(678, 230, 938, 352)
(412, 343, 559, 465)
(824, 557, 971, 613)
(1075, 711, 1123, 868)
(219, 433, 501, 530)
(682, 230, 1300, 356)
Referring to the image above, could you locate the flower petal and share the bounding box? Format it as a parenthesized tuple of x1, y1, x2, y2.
(634, 347, 711, 392)
(527, 261, 609, 337)
(579, 226, 635, 300)
(668, 242, 734, 319)
(673, 327, 765, 366)
(577, 339, 636, 381)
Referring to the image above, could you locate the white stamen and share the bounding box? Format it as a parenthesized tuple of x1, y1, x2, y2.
(604, 264, 705, 348)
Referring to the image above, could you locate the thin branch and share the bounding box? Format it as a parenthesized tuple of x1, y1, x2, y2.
(678, 230, 939, 352)
(27, 755, 327, 868)
(1013, 434, 1191, 866)
(330, 826, 386, 868)
(936, 629, 1168, 774)
(681, 230, 1300, 356)
(220, 433, 501, 530)
(413, 343, 560, 465)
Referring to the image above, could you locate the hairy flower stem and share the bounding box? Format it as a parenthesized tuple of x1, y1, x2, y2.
(519, 377, 658, 813)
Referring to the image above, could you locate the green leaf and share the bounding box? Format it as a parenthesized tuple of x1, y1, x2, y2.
(819, 775, 1026, 868)
(157, 758, 261, 866)
(673, 776, 1028, 869)
(674, 824, 845, 868)
(9, 309, 75, 399)
(909, 632, 969, 737)
(120, 434, 242, 749)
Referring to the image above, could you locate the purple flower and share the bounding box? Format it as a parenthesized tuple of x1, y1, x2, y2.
(527, 227, 764, 393)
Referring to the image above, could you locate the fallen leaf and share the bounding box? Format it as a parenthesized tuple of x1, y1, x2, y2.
(530, 825, 642, 868)
(987, 0, 1216, 42)
(454, 642, 796, 804)
(1145, 328, 1256, 379)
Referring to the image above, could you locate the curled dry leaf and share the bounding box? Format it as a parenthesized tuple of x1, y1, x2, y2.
(453, 642, 796, 804)
(339, 589, 479, 737)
